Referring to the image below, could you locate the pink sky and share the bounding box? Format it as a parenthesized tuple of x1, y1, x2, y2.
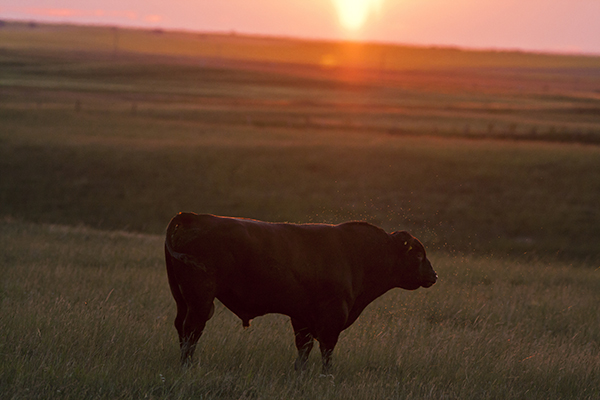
(2, 0, 600, 54)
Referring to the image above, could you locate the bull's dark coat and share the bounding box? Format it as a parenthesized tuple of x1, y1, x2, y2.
(165, 212, 437, 373)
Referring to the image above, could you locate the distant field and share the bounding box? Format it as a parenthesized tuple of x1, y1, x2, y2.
(2, 21, 600, 144)
(2, 103, 600, 262)
(3, 21, 600, 71)
(1, 23, 600, 261)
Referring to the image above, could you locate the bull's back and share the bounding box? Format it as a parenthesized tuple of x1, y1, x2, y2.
(166, 214, 319, 309)
(166, 213, 387, 318)
(168, 213, 350, 269)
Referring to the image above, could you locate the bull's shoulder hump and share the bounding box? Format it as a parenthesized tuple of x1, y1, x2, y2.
(337, 221, 389, 237)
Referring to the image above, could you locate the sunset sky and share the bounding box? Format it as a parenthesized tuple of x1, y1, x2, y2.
(2, 0, 600, 54)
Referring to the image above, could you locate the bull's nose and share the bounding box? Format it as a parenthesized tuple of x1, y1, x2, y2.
(423, 272, 437, 287)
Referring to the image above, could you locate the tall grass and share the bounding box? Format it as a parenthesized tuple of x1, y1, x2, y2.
(1, 220, 599, 399)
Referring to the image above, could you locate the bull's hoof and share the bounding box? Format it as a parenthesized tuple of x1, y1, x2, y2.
(294, 359, 308, 372)
(181, 355, 194, 369)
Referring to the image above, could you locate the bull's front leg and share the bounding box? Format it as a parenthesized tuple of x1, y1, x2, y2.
(291, 318, 314, 371)
(315, 301, 348, 376)
(318, 334, 339, 376)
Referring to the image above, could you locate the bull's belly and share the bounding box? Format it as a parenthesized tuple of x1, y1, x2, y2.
(216, 289, 311, 327)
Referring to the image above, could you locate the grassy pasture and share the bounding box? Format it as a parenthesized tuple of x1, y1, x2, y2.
(1, 22, 600, 398)
(2, 102, 600, 260)
(2, 101, 600, 261)
(1, 220, 599, 399)
(1, 23, 600, 260)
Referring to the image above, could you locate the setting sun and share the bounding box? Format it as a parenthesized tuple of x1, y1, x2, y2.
(332, 0, 384, 31)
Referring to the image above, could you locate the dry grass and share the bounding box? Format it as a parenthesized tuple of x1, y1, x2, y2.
(1, 221, 599, 399)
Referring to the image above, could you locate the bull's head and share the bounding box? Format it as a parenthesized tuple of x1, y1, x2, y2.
(392, 231, 437, 290)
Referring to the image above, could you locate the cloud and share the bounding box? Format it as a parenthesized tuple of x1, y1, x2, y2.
(5, 6, 141, 22)
(144, 15, 163, 23)
(23, 7, 86, 17)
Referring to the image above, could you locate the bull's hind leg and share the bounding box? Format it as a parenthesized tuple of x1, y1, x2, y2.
(180, 300, 215, 367)
(165, 246, 189, 352)
(174, 298, 187, 348)
(173, 257, 216, 367)
(291, 318, 314, 371)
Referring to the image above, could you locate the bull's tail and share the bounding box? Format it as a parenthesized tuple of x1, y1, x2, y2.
(165, 242, 186, 317)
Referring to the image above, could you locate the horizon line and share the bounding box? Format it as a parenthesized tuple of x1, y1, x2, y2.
(4, 18, 600, 59)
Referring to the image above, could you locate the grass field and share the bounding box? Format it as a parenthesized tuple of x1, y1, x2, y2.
(1, 21, 600, 399)
(2, 221, 600, 399)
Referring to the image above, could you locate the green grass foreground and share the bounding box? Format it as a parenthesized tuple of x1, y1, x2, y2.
(1, 220, 599, 399)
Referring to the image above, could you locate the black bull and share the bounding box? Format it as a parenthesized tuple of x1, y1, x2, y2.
(165, 212, 437, 373)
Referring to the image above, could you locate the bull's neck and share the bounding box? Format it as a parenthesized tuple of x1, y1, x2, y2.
(347, 260, 398, 327)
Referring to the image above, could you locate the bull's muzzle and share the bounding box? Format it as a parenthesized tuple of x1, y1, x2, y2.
(421, 265, 438, 288)
(421, 276, 437, 288)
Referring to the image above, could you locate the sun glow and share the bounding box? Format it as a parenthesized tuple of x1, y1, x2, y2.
(332, 0, 384, 31)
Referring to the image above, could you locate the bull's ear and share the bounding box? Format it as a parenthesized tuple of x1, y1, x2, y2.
(391, 231, 413, 253)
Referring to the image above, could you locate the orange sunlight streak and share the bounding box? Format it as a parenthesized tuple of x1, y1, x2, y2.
(332, 0, 385, 31)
